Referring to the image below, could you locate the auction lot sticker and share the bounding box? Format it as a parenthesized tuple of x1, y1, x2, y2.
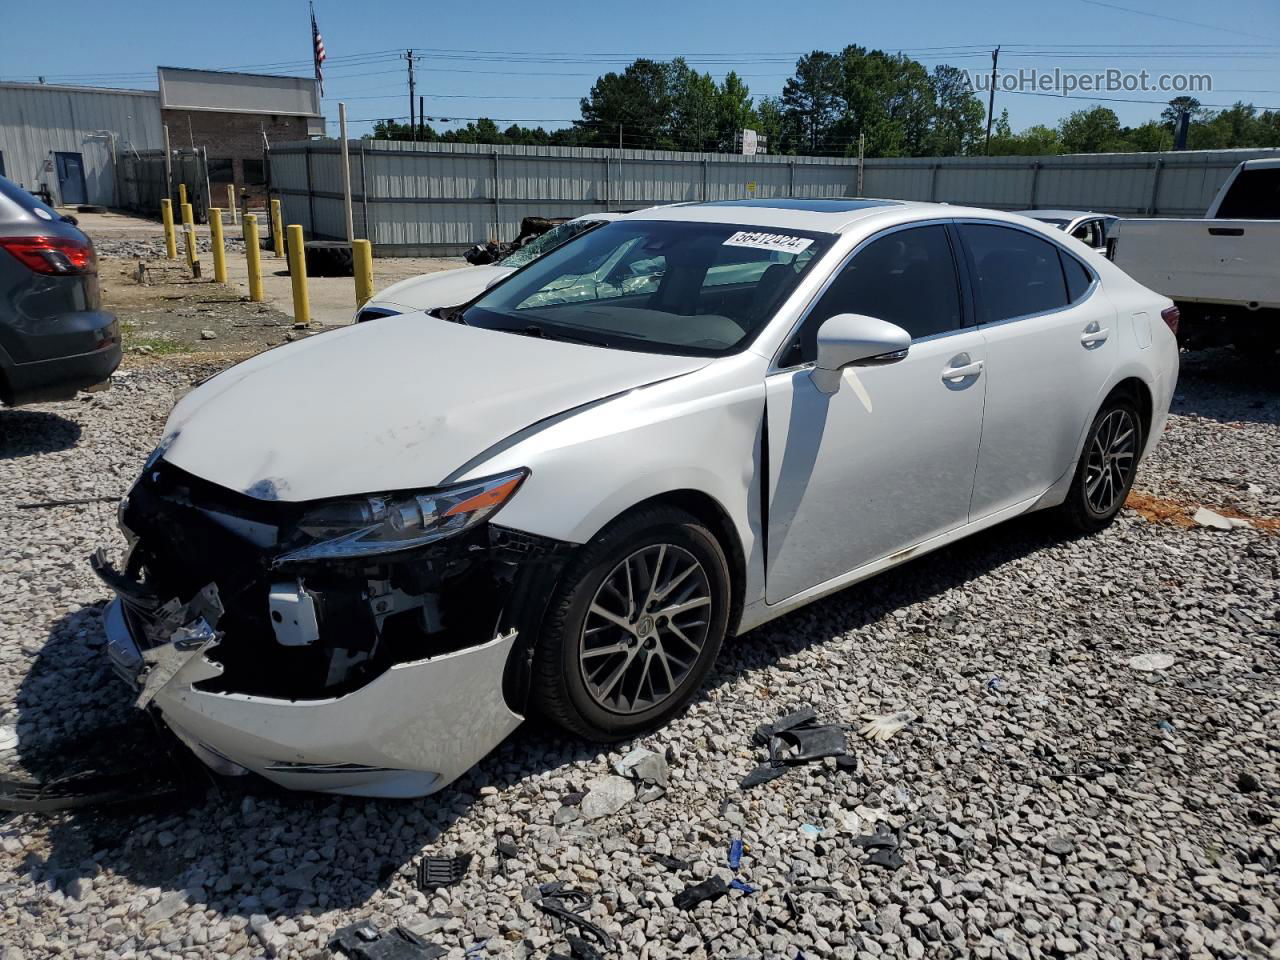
(723, 231, 814, 254)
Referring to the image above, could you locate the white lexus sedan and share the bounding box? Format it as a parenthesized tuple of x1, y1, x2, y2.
(96, 198, 1179, 798)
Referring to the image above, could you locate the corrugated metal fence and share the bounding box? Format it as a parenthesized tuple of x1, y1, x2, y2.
(268, 140, 1280, 256)
(118, 148, 210, 221)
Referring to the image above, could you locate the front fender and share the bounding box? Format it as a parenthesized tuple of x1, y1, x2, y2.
(460, 354, 769, 608)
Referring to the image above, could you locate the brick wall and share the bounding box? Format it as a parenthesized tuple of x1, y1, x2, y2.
(161, 108, 312, 203)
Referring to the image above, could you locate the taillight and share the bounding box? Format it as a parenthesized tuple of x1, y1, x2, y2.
(1160, 305, 1180, 336)
(0, 236, 97, 275)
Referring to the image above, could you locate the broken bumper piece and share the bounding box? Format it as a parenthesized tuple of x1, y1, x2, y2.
(102, 597, 522, 798)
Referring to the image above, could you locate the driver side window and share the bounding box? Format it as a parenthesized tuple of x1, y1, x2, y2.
(787, 225, 962, 365)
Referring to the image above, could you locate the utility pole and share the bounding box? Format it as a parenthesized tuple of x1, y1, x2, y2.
(404, 49, 416, 141)
(857, 132, 865, 196)
(419, 96, 425, 139)
(984, 45, 1000, 155)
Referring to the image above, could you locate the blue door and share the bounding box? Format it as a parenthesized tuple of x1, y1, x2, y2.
(54, 152, 87, 205)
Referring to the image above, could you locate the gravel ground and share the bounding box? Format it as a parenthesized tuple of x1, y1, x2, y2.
(92, 236, 249, 260)
(0, 350, 1276, 960)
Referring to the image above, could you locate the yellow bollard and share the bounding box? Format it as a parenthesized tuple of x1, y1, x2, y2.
(178, 182, 188, 211)
(286, 224, 310, 326)
(353, 239, 374, 308)
(182, 223, 200, 278)
(160, 199, 177, 260)
(244, 215, 264, 303)
(226, 184, 238, 225)
(270, 199, 284, 257)
(209, 208, 227, 284)
(181, 202, 194, 233)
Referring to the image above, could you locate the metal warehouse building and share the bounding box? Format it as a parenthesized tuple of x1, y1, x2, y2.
(0, 83, 163, 206)
(0, 69, 323, 208)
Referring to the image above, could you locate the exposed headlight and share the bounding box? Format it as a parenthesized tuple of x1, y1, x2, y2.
(276, 469, 527, 563)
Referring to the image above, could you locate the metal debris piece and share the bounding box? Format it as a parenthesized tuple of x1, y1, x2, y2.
(770, 725, 848, 764)
(752, 706, 819, 745)
(328, 920, 446, 959)
(852, 823, 900, 851)
(741, 704, 855, 790)
(740, 763, 792, 790)
(533, 896, 614, 950)
(650, 853, 690, 873)
(728, 837, 745, 870)
(865, 848, 905, 870)
(414, 854, 472, 891)
(674, 876, 729, 910)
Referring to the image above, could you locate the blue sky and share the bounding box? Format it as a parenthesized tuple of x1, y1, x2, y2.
(3, 0, 1278, 142)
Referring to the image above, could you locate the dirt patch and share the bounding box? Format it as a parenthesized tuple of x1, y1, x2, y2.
(100, 258, 308, 358)
(1125, 490, 1279, 532)
(1125, 490, 1196, 527)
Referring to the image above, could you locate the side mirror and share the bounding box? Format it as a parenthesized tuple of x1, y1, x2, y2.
(814, 313, 911, 371)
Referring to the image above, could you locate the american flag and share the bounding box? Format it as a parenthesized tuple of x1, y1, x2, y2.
(311, 3, 326, 96)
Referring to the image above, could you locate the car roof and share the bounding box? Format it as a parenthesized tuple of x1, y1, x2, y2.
(624, 196, 1101, 236)
(623, 196, 929, 233)
(1022, 208, 1108, 220)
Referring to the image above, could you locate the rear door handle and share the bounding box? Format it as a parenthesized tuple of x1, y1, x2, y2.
(1081, 323, 1110, 346)
(940, 359, 983, 382)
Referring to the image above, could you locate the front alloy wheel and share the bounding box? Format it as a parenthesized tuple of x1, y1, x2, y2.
(532, 506, 731, 740)
(580, 544, 712, 714)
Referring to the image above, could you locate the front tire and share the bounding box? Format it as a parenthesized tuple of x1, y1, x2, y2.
(1060, 397, 1143, 533)
(531, 506, 731, 741)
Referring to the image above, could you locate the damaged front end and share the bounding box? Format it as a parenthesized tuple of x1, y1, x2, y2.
(93, 459, 569, 797)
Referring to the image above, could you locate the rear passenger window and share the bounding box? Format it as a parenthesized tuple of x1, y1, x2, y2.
(960, 224, 1069, 323)
(792, 225, 961, 362)
(1061, 252, 1093, 303)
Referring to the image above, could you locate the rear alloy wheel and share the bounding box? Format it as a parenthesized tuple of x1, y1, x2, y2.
(532, 507, 730, 740)
(1061, 399, 1143, 532)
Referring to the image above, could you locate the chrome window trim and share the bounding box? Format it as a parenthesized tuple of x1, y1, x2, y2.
(769, 217, 974, 373)
(951, 217, 1100, 331)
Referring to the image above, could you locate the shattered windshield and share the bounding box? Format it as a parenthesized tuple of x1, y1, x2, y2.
(500, 218, 605, 269)
(461, 220, 834, 356)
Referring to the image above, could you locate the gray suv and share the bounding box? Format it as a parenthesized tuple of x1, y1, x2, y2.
(0, 175, 120, 405)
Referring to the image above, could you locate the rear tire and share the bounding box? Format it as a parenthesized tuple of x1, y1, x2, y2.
(531, 506, 731, 741)
(1060, 397, 1143, 533)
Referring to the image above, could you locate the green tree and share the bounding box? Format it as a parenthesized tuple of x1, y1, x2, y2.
(928, 65, 985, 156)
(668, 59, 720, 150)
(1058, 107, 1123, 153)
(831, 47, 934, 157)
(716, 71, 758, 151)
(781, 51, 842, 153)
(578, 58, 675, 148)
(754, 96, 793, 154)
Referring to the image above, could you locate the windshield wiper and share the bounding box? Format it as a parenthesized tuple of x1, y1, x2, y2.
(508, 324, 602, 346)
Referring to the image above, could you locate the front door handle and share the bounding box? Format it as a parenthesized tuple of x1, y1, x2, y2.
(940, 355, 984, 382)
(1081, 322, 1110, 347)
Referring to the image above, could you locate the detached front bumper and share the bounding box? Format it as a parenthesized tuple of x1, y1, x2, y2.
(102, 597, 523, 798)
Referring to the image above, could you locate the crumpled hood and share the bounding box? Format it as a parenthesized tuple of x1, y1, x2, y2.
(162, 314, 709, 502)
(371, 265, 512, 313)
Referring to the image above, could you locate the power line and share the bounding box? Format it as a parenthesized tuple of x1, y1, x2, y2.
(1073, 0, 1280, 43)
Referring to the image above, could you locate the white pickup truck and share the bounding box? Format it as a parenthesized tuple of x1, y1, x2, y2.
(1110, 157, 1280, 351)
